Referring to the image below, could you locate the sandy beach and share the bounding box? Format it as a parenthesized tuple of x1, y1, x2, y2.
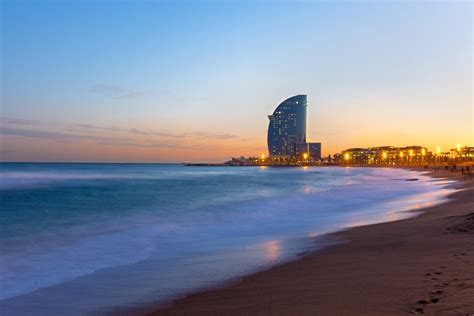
(149, 167, 474, 315)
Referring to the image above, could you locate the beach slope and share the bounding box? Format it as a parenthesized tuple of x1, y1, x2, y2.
(150, 169, 474, 315)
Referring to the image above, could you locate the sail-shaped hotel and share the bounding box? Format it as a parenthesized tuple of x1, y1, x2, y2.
(267, 95, 321, 160)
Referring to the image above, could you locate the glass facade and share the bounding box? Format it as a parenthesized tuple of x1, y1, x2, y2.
(267, 95, 307, 158)
(308, 143, 321, 160)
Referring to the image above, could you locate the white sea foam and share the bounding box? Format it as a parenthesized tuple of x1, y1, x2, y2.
(0, 165, 454, 315)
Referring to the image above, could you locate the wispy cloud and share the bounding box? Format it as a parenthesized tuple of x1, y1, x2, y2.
(0, 127, 130, 143)
(68, 124, 184, 138)
(66, 122, 240, 140)
(96, 141, 216, 151)
(0, 117, 245, 151)
(0, 117, 43, 126)
(192, 131, 238, 139)
(0, 126, 218, 150)
(90, 84, 146, 100)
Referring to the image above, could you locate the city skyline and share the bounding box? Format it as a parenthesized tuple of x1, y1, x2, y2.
(1, 0, 472, 163)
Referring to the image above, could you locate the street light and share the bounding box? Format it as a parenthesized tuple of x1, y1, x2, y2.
(303, 153, 308, 160)
(435, 146, 442, 163)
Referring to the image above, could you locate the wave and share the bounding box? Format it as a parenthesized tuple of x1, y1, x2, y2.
(0, 166, 455, 314)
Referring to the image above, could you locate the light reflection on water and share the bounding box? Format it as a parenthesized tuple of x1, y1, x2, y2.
(263, 240, 281, 262)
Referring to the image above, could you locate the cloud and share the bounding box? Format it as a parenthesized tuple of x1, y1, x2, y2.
(0, 126, 220, 151)
(1, 117, 245, 152)
(66, 123, 185, 138)
(67, 122, 240, 140)
(97, 141, 216, 151)
(192, 131, 238, 139)
(0, 127, 130, 143)
(90, 84, 146, 99)
(0, 117, 43, 126)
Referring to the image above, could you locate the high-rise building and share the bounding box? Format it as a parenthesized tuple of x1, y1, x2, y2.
(308, 143, 321, 160)
(267, 95, 321, 160)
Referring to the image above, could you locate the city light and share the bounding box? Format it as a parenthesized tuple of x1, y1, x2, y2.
(303, 153, 308, 160)
(332, 144, 473, 166)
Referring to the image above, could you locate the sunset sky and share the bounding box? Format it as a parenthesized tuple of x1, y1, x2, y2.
(1, 0, 472, 162)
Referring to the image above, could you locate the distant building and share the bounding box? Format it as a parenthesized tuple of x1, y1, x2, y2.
(294, 142, 309, 158)
(341, 145, 430, 165)
(450, 146, 474, 161)
(308, 143, 322, 160)
(267, 95, 321, 160)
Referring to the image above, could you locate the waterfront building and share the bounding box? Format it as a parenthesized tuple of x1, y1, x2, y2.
(450, 146, 474, 161)
(341, 148, 373, 164)
(267, 95, 322, 160)
(398, 146, 430, 163)
(267, 95, 307, 158)
(308, 143, 322, 161)
(341, 145, 430, 165)
(295, 142, 309, 159)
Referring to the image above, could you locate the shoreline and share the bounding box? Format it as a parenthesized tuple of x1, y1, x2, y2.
(146, 167, 474, 315)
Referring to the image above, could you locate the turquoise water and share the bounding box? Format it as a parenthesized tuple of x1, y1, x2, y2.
(0, 164, 453, 315)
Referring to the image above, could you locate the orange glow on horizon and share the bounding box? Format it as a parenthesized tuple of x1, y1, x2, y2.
(1, 122, 472, 162)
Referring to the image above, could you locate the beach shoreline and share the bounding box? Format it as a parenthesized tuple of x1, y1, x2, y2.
(146, 167, 474, 315)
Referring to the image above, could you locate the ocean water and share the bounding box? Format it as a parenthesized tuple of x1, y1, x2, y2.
(0, 163, 453, 315)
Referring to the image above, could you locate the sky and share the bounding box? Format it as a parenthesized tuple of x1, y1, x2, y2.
(1, 0, 472, 163)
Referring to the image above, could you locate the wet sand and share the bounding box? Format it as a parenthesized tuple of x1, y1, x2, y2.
(148, 168, 474, 315)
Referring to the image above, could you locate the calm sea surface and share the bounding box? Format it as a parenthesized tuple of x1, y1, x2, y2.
(0, 163, 453, 315)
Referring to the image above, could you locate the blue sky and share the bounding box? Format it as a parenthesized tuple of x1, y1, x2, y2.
(1, 0, 472, 162)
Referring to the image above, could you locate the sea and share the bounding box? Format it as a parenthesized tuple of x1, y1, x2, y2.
(0, 163, 454, 315)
